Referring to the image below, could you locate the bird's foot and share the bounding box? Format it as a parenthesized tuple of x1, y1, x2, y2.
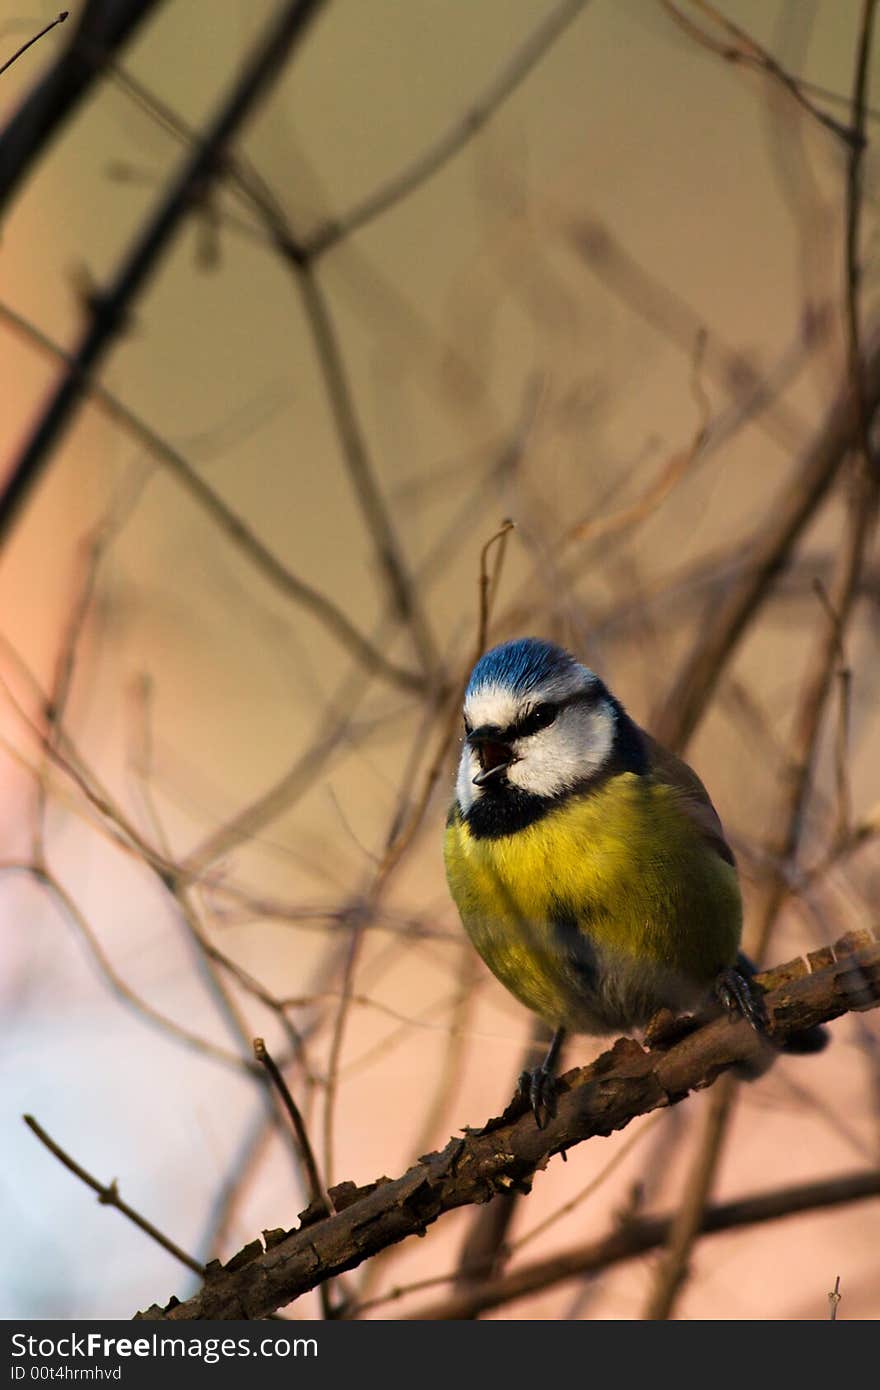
(518, 1064, 558, 1130)
(715, 966, 767, 1035)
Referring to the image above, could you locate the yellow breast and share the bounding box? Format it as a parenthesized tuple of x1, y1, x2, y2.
(444, 772, 742, 1034)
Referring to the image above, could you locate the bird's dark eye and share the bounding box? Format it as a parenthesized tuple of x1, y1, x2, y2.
(518, 702, 557, 737)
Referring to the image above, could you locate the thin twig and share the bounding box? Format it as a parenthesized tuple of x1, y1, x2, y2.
(320, 903, 385, 1191)
(33, 476, 150, 859)
(125, 679, 311, 1074)
(567, 329, 710, 546)
(812, 578, 853, 844)
(0, 1, 160, 213)
(652, 330, 880, 753)
(495, 315, 829, 655)
(179, 686, 369, 881)
(196, 1110, 278, 1265)
(0, 301, 423, 695)
(828, 1274, 842, 1320)
(0, 0, 327, 543)
(303, 0, 596, 258)
(510, 1112, 665, 1256)
(122, 683, 318, 1199)
(0, 10, 67, 78)
(1, 862, 258, 1076)
(476, 521, 515, 657)
(24, 1114, 205, 1277)
(658, 0, 859, 147)
(642, 1073, 737, 1319)
(569, 216, 810, 453)
(256, 1032, 344, 1319)
(844, 0, 879, 468)
(254, 1038, 333, 1219)
(376, 511, 519, 886)
(198, 941, 309, 1068)
(400, 1172, 879, 1321)
(106, 1, 592, 267)
(0, 635, 176, 876)
(100, 54, 508, 444)
(294, 264, 440, 680)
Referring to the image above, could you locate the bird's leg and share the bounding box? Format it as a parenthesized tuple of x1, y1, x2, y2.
(518, 1026, 566, 1129)
(714, 961, 766, 1035)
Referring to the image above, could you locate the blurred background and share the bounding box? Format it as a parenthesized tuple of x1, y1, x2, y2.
(1, 0, 878, 1319)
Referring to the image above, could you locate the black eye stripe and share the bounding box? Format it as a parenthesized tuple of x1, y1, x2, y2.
(509, 688, 602, 740)
(512, 702, 557, 738)
(462, 685, 605, 742)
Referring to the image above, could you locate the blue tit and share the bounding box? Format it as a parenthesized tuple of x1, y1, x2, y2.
(444, 637, 826, 1124)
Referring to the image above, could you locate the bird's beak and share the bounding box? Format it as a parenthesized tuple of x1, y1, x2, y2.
(467, 727, 516, 786)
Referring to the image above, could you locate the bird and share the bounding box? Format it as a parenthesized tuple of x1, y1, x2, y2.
(444, 636, 827, 1125)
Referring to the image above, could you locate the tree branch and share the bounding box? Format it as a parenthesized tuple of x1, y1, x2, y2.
(134, 927, 879, 1320)
(403, 1167, 880, 1320)
(652, 329, 880, 753)
(24, 1114, 205, 1277)
(0, 11, 69, 81)
(303, 0, 595, 258)
(0, 0, 327, 544)
(0, 0, 161, 213)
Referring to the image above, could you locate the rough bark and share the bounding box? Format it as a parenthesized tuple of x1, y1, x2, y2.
(134, 926, 879, 1321)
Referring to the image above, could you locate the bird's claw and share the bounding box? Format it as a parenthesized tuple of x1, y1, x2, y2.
(518, 1064, 557, 1129)
(715, 966, 767, 1035)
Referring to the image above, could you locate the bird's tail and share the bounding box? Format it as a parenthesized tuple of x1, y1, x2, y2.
(779, 1023, 830, 1054)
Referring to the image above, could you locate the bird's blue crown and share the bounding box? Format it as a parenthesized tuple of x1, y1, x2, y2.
(467, 638, 578, 697)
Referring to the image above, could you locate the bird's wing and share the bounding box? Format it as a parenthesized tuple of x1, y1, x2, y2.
(640, 728, 736, 867)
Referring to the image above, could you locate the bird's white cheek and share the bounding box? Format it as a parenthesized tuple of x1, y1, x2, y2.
(506, 739, 572, 797)
(507, 704, 616, 798)
(456, 746, 478, 812)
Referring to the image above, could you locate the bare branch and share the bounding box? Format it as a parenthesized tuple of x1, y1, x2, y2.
(303, 0, 596, 258)
(402, 1169, 880, 1320)
(1, 862, 257, 1076)
(658, 0, 859, 147)
(295, 264, 440, 680)
(254, 1038, 332, 1220)
(0, 1, 160, 212)
(653, 330, 880, 753)
(569, 216, 811, 452)
(0, 0, 327, 543)
(0, 11, 68, 80)
(254, 1038, 337, 1319)
(476, 520, 515, 657)
(24, 1114, 205, 1277)
(134, 929, 880, 1320)
(0, 299, 422, 694)
(566, 330, 710, 546)
(812, 579, 854, 845)
(844, 0, 879, 467)
(642, 1071, 736, 1319)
